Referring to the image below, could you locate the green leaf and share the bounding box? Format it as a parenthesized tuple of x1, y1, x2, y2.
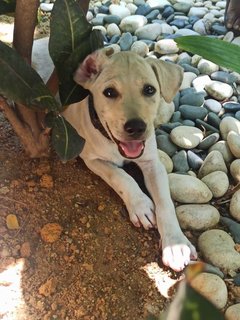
(180, 284, 224, 320)
(49, 0, 92, 69)
(0, 0, 16, 14)
(0, 41, 59, 111)
(175, 36, 240, 73)
(49, 0, 104, 106)
(51, 115, 85, 161)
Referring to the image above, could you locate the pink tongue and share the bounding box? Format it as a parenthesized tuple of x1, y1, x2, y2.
(119, 141, 144, 158)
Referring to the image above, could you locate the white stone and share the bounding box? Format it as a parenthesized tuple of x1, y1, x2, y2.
(126, 3, 138, 14)
(204, 99, 222, 113)
(107, 23, 121, 37)
(230, 159, 240, 182)
(106, 43, 121, 53)
(192, 75, 212, 92)
(120, 15, 147, 33)
(227, 131, 240, 158)
(180, 72, 198, 90)
(201, 171, 229, 198)
(175, 28, 200, 36)
(160, 23, 174, 34)
(191, 273, 228, 309)
(198, 150, 228, 179)
(135, 23, 162, 40)
(191, 54, 202, 67)
(170, 126, 204, 149)
(92, 26, 107, 36)
(193, 19, 207, 35)
(205, 81, 234, 100)
(198, 229, 240, 271)
(220, 116, 240, 140)
(160, 54, 179, 63)
(155, 39, 179, 54)
(225, 304, 240, 320)
(109, 4, 131, 19)
(168, 173, 212, 203)
(131, 41, 149, 56)
(158, 150, 173, 173)
(40, 3, 54, 12)
(147, 0, 171, 9)
(176, 204, 220, 230)
(188, 7, 208, 17)
(208, 140, 234, 164)
(232, 36, 240, 46)
(230, 190, 240, 221)
(198, 58, 219, 75)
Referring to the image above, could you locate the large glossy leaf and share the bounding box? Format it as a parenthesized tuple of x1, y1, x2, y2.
(49, 0, 92, 69)
(0, 0, 16, 14)
(58, 30, 104, 106)
(49, 0, 104, 107)
(176, 36, 240, 73)
(0, 41, 59, 111)
(51, 115, 85, 161)
(180, 284, 224, 320)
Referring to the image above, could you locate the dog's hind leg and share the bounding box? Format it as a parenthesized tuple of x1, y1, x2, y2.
(84, 158, 157, 230)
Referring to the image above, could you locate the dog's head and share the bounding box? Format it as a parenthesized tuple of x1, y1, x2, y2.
(74, 48, 183, 159)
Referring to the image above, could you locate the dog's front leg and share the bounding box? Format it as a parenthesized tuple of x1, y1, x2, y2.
(138, 158, 197, 271)
(84, 158, 156, 229)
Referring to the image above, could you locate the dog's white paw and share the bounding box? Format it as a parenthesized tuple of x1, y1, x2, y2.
(127, 194, 156, 230)
(161, 234, 197, 272)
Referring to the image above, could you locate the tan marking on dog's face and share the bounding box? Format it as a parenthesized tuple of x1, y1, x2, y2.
(89, 52, 160, 142)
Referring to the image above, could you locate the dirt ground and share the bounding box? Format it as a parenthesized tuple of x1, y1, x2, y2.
(0, 104, 189, 320)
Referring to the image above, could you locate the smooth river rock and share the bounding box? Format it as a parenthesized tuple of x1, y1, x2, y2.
(198, 150, 227, 179)
(225, 304, 240, 320)
(227, 131, 240, 158)
(170, 126, 204, 149)
(168, 173, 212, 203)
(176, 204, 220, 230)
(191, 273, 228, 309)
(198, 229, 240, 272)
(205, 81, 233, 100)
(220, 116, 240, 140)
(230, 190, 240, 221)
(230, 159, 240, 182)
(201, 171, 229, 198)
(157, 149, 173, 173)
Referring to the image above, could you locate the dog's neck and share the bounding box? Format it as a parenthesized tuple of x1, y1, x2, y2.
(88, 93, 111, 140)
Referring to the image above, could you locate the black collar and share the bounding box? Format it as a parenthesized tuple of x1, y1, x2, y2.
(88, 93, 111, 140)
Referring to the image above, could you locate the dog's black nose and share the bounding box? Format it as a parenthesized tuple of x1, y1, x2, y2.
(124, 118, 147, 137)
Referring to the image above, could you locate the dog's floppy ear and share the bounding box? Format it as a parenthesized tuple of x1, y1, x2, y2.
(74, 47, 114, 87)
(146, 58, 183, 103)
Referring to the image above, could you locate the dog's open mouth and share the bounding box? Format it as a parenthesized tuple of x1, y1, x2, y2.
(106, 123, 145, 159)
(118, 140, 145, 159)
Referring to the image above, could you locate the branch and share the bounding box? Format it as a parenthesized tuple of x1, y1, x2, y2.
(13, 0, 40, 64)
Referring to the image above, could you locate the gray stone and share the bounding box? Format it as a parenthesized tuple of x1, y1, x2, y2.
(201, 171, 229, 198)
(198, 150, 227, 179)
(198, 229, 240, 271)
(220, 116, 240, 140)
(131, 41, 149, 56)
(198, 133, 220, 150)
(196, 119, 219, 133)
(207, 112, 221, 128)
(103, 15, 122, 25)
(208, 140, 234, 164)
(230, 189, 240, 221)
(119, 32, 133, 51)
(223, 102, 240, 113)
(187, 150, 203, 170)
(221, 217, 240, 243)
(225, 304, 240, 320)
(172, 150, 189, 172)
(198, 58, 219, 75)
(211, 71, 238, 84)
(179, 105, 208, 120)
(230, 159, 240, 182)
(156, 135, 178, 157)
(179, 92, 205, 106)
(176, 204, 220, 230)
(168, 173, 212, 203)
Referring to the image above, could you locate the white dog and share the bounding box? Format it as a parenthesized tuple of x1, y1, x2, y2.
(62, 48, 197, 271)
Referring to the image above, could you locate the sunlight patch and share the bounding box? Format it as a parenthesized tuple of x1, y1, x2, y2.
(142, 262, 183, 298)
(0, 258, 27, 319)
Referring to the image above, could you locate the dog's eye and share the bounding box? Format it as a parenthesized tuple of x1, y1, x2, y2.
(143, 85, 156, 96)
(103, 88, 119, 98)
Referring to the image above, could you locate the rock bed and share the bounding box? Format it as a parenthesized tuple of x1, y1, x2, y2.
(40, 0, 240, 317)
